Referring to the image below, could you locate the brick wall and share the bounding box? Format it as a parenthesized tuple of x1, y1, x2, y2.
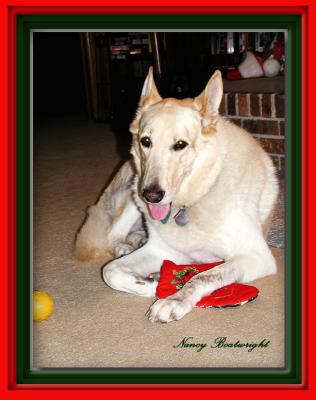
(219, 93, 285, 176)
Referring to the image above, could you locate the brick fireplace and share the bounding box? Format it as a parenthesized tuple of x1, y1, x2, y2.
(220, 77, 285, 176)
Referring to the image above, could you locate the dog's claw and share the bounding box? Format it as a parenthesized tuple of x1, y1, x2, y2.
(147, 272, 160, 281)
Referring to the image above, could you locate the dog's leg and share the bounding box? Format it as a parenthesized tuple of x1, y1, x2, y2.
(74, 160, 140, 262)
(125, 216, 147, 250)
(74, 203, 114, 262)
(148, 241, 276, 323)
(74, 190, 141, 262)
(102, 242, 162, 297)
(103, 239, 189, 297)
(110, 201, 145, 258)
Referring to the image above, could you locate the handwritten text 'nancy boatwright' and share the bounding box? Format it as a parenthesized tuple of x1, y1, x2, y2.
(173, 336, 271, 352)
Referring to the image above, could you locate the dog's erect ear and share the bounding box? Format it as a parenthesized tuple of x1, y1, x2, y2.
(130, 67, 161, 134)
(139, 66, 161, 107)
(194, 70, 223, 134)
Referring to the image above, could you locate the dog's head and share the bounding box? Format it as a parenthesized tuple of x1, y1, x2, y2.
(130, 67, 223, 221)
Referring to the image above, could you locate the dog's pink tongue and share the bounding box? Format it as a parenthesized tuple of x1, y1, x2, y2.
(148, 203, 171, 220)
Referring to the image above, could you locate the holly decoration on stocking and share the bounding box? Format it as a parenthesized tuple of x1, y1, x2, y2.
(171, 267, 199, 290)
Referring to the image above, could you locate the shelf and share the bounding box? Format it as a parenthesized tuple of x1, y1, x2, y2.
(223, 76, 284, 94)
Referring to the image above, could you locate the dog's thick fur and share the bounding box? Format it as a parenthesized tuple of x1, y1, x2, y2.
(74, 68, 279, 323)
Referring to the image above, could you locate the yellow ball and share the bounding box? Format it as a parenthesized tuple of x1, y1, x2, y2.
(33, 291, 54, 321)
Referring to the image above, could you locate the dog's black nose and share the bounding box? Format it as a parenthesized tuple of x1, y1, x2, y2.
(143, 185, 165, 203)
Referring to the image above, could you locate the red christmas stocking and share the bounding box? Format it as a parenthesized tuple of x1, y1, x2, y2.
(156, 260, 259, 308)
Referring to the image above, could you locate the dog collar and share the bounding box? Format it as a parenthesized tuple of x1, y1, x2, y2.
(160, 209, 172, 224)
(160, 207, 188, 226)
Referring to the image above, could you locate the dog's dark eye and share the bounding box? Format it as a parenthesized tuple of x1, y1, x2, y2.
(173, 140, 188, 151)
(140, 136, 152, 148)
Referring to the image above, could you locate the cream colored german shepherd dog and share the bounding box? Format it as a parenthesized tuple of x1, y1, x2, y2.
(75, 67, 278, 323)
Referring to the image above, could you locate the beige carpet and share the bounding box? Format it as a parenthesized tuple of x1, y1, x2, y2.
(33, 115, 285, 369)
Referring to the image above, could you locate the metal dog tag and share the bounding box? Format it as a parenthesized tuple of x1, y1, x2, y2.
(174, 208, 188, 226)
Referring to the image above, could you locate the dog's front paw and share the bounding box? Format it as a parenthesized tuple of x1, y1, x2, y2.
(147, 297, 194, 323)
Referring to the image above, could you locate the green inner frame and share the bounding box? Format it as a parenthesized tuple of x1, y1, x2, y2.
(16, 14, 302, 384)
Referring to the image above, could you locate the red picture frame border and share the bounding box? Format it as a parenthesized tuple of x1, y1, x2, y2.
(0, 0, 313, 397)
